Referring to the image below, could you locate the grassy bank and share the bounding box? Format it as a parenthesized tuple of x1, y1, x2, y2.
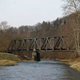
(70, 58, 80, 71)
(0, 52, 20, 66)
(61, 57, 80, 71)
(0, 60, 17, 66)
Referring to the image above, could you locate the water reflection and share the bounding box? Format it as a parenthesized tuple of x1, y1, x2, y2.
(0, 61, 80, 80)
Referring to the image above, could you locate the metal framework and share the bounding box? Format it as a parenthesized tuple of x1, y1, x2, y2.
(7, 36, 75, 53)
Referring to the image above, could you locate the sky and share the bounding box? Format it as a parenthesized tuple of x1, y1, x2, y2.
(0, 0, 63, 27)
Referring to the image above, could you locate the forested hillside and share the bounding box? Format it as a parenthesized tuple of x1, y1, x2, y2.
(0, 13, 79, 51)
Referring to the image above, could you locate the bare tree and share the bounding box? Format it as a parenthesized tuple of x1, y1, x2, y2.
(0, 21, 10, 30)
(63, 0, 80, 15)
(63, 0, 80, 54)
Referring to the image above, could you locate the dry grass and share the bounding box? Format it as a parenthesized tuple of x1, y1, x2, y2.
(61, 57, 80, 71)
(0, 60, 17, 66)
(0, 52, 20, 66)
(0, 52, 20, 61)
(70, 58, 80, 71)
(71, 62, 80, 71)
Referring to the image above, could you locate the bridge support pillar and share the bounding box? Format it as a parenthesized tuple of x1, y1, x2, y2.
(32, 49, 41, 61)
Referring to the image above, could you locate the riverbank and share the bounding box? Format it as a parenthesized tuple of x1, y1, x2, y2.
(0, 52, 20, 66)
(61, 57, 80, 71)
(0, 60, 17, 66)
(0, 52, 80, 71)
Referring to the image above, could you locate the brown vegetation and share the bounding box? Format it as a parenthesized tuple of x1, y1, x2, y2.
(0, 13, 79, 52)
(70, 58, 80, 71)
(0, 60, 17, 66)
(61, 57, 80, 71)
(0, 52, 20, 66)
(0, 13, 80, 67)
(0, 52, 20, 61)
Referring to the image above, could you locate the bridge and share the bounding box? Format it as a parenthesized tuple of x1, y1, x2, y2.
(7, 36, 77, 60)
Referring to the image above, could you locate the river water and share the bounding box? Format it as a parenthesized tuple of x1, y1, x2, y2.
(0, 61, 80, 80)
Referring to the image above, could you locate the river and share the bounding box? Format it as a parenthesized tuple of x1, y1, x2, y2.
(0, 61, 80, 80)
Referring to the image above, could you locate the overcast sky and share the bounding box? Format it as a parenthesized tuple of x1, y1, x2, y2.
(0, 0, 63, 27)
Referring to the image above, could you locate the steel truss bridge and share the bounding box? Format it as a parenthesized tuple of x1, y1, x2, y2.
(7, 36, 75, 53)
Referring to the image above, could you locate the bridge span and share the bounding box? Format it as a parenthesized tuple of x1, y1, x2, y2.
(7, 36, 77, 60)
